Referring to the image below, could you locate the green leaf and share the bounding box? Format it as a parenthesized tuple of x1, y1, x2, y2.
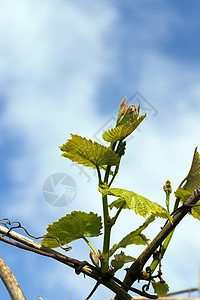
(60, 134, 120, 169)
(175, 147, 200, 220)
(182, 147, 200, 192)
(102, 115, 146, 143)
(109, 198, 129, 209)
(123, 255, 136, 263)
(102, 99, 146, 143)
(152, 281, 169, 297)
(190, 204, 200, 220)
(111, 251, 136, 272)
(109, 215, 155, 257)
(99, 187, 171, 220)
(174, 188, 192, 202)
(42, 211, 102, 248)
(175, 188, 200, 220)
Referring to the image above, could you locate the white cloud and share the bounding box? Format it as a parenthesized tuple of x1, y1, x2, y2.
(0, 0, 117, 216)
(0, 2, 118, 298)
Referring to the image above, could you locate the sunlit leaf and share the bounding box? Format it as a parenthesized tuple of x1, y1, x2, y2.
(123, 255, 136, 263)
(109, 198, 129, 209)
(190, 205, 200, 220)
(176, 147, 200, 220)
(111, 251, 135, 272)
(102, 115, 146, 143)
(99, 187, 171, 220)
(151, 281, 169, 297)
(175, 188, 200, 221)
(60, 134, 120, 169)
(116, 97, 140, 126)
(102, 99, 146, 143)
(42, 211, 102, 248)
(182, 147, 200, 192)
(174, 188, 192, 202)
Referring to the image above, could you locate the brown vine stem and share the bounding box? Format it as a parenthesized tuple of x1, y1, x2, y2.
(115, 187, 200, 300)
(0, 256, 26, 300)
(0, 225, 133, 299)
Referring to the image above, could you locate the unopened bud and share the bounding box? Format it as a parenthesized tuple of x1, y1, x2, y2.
(163, 180, 172, 193)
(89, 251, 100, 268)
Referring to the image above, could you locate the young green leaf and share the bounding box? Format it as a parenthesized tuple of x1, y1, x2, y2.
(175, 188, 200, 220)
(174, 188, 192, 202)
(60, 134, 120, 169)
(109, 215, 155, 257)
(122, 255, 136, 263)
(102, 99, 146, 142)
(102, 115, 146, 143)
(190, 205, 200, 220)
(116, 97, 140, 126)
(111, 251, 136, 272)
(151, 281, 169, 297)
(42, 211, 102, 248)
(175, 147, 200, 220)
(109, 198, 129, 209)
(181, 147, 200, 192)
(99, 187, 171, 220)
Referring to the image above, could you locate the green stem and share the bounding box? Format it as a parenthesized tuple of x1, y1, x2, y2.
(108, 164, 119, 188)
(101, 224, 112, 273)
(96, 166, 102, 185)
(149, 230, 174, 273)
(111, 201, 126, 226)
(174, 197, 181, 211)
(165, 193, 170, 213)
(82, 236, 98, 255)
(108, 140, 125, 187)
(102, 220, 112, 255)
(149, 193, 182, 273)
(100, 141, 118, 273)
(102, 194, 109, 224)
(173, 178, 187, 211)
(102, 162, 113, 253)
(104, 166, 111, 185)
(150, 177, 194, 273)
(100, 182, 112, 274)
(179, 177, 187, 189)
(103, 142, 117, 185)
(101, 194, 111, 273)
(111, 141, 117, 151)
(162, 230, 174, 255)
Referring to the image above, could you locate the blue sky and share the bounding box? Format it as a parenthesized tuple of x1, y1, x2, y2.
(0, 1, 200, 299)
